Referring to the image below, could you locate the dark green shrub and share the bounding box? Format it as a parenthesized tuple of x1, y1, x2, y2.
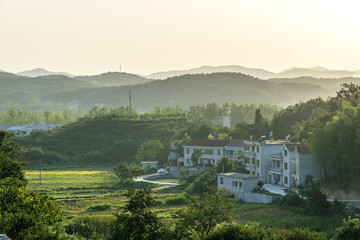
(164, 195, 187, 205)
(205, 223, 268, 240)
(278, 192, 305, 207)
(87, 204, 112, 212)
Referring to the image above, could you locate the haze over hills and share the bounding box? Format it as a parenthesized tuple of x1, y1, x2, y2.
(75, 72, 154, 87)
(17, 68, 74, 78)
(147, 65, 360, 80)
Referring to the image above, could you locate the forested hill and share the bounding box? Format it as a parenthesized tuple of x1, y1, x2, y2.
(42, 72, 331, 111)
(18, 115, 188, 169)
(75, 72, 154, 86)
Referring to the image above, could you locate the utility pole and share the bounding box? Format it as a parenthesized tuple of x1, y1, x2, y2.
(129, 89, 132, 117)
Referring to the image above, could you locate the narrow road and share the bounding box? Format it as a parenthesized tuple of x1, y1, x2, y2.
(134, 174, 180, 186)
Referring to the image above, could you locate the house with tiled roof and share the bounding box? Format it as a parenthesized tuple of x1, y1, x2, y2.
(182, 139, 246, 167)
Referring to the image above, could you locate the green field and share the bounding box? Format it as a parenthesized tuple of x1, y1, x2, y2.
(25, 171, 345, 238)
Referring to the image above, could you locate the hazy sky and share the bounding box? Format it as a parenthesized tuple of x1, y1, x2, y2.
(1, 0, 360, 75)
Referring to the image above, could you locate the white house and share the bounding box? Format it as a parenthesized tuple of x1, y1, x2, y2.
(183, 139, 230, 167)
(182, 139, 246, 167)
(244, 138, 286, 181)
(211, 116, 230, 128)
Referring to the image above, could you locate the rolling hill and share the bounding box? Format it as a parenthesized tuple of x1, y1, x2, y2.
(75, 72, 154, 86)
(17, 68, 74, 78)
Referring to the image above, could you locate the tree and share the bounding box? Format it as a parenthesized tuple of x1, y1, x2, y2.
(135, 140, 168, 166)
(111, 189, 166, 240)
(299, 175, 330, 215)
(216, 156, 234, 173)
(0, 132, 64, 239)
(191, 149, 202, 166)
(176, 186, 235, 239)
(113, 162, 132, 182)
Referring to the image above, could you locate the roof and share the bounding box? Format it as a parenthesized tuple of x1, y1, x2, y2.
(218, 172, 259, 179)
(244, 139, 287, 145)
(185, 139, 230, 147)
(296, 144, 310, 154)
(225, 139, 245, 148)
(141, 161, 158, 164)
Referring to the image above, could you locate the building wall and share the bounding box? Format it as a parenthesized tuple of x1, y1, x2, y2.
(183, 146, 223, 167)
(298, 153, 321, 184)
(217, 175, 259, 199)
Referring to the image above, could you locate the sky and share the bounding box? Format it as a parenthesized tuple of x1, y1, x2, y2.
(1, 0, 360, 76)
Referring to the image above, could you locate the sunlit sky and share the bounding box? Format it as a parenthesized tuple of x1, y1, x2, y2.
(1, 0, 360, 76)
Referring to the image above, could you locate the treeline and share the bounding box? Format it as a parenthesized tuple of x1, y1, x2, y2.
(0, 103, 279, 126)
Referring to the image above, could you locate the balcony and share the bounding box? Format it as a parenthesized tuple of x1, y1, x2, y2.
(269, 152, 283, 160)
(245, 151, 255, 157)
(267, 167, 283, 173)
(245, 164, 256, 171)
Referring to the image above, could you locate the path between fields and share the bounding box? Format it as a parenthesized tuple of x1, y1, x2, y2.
(134, 174, 179, 191)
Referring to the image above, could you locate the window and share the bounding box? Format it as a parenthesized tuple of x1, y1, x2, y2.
(220, 177, 224, 184)
(284, 176, 288, 184)
(256, 146, 259, 153)
(239, 182, 243, 188)
(186, 158, 190, 164)
(252, 158, 255, 165)
(186, 149, 189, 154)
(257, 173, 260, 176)
(204, 149, 213, 155)
(251, 145, 255, 151)
(256, 160, 260, 167)
(232, 181, 235, 187)
(276, 161, 280, 168)
(284, 149, 288, 157)
(284, 162, 288, 170)
(217, 150, 221, 155)
(235, 181, 238, 187)
(252, 171, 255, 175)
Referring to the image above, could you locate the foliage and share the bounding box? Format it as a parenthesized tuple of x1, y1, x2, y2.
(113, 162, 145, 182)
(186, 169, 217, 195)
(216, 156, 235, 173)
(298, 175, 330, 215)
(135, 139, 168, 166)
(86, 204, 112, 212)
(176, 186, 235, 239)
(191, 149, 203, 166)
(111, 188, 166, 240)
(205, 223, 268, 240)
(331, 217, 360, 240)
(278, 192, 306, 207)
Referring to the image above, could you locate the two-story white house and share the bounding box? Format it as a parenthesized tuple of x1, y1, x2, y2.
(183, 139, 230, 167)
(182, 139, 246, 167)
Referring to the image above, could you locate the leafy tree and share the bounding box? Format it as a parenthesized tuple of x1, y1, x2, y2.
(186, 169, 217, 195)
(298, 175, 330, 215)
(111, 189, 167, 240)
(135, 140, 168, 166)
(205, 223, 268, 240)
(113, 162, 132, 182)
(216, 156, 234, 173)
(191, 149, 203, 166)
(176, 186, 235, 239)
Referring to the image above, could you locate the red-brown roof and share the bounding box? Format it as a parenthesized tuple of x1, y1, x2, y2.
(225, 139, 245, 148)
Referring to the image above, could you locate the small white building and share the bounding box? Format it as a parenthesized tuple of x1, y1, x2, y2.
(218, 172, 259, 199)
(212, 116, 230, 128)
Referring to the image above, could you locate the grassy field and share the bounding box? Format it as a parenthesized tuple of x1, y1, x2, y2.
(25, 171, 345, 238)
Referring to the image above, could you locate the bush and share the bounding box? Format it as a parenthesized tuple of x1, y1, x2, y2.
(164, 195, 187, 205)
(205, 223, 268, 240)
(87, 204, 112, 212)
(331, 217, 360, 240)
(278, 192, 305, 207)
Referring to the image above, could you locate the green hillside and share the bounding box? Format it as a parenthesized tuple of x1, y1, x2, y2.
(17, 115, 188, 169)
(42, 72, 330, 111)
(76, 72, 154, 86)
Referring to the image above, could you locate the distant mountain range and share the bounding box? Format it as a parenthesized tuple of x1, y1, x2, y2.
(17, 68, 74, 78)
(147, 65, 360, 80)
(75, 72, 154, 86)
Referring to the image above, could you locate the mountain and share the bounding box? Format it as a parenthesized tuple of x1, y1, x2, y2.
(147, 65, 360, 80)
(276, 67, 356, 79)
(147, 65, 276, 80)
(17, 68, 74, 78)
(42, 72, 336, 111)
(0, 72, 93, 110)
(75, 72, 154, 87)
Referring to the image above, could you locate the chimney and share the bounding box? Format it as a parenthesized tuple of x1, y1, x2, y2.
(270, 132, 274, 142)
(286, 134, 290, 142)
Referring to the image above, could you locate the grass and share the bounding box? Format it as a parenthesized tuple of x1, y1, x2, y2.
(24, 170, 346, 238)
(154, 178, 179, 183)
